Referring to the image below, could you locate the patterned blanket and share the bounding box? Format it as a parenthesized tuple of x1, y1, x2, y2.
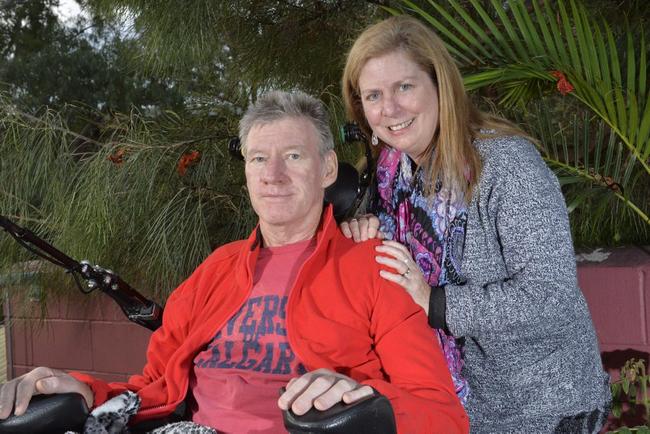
(65, 391, 215, 434)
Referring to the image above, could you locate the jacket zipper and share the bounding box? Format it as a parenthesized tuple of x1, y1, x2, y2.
(139, 260, 255, 418)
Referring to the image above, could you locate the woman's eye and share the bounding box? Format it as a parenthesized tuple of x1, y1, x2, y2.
(365, 92, 379, 102)
(399, 83, 413, 91)
(250, 156, 265, 163)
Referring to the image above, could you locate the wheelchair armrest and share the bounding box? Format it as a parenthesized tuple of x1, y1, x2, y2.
(0, 393, 88, 434)
(0, 389, 398, 434)
(282, 392, 397, 434)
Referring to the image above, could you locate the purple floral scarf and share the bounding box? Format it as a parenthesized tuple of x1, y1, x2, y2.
(370, 145, 469, 405)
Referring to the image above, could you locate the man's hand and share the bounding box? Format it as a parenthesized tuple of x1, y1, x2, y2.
(340, 214, 384, 242)
(0, 367, 93, 419)
(278, 369, 374, 416)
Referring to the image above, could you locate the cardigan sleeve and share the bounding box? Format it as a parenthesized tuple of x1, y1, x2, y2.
(444, 137, 580, 338)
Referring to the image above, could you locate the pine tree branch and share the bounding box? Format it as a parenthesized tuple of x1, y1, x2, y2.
(12, 108, 103, 146)
(12, 108, 226, 152)
(0, 189, 44, 217)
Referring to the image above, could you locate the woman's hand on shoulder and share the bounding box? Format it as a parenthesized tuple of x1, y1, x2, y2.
(340, 214, 384, 242)
(375, 240, 431, 313)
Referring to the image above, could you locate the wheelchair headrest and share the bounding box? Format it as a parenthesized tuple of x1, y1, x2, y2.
(324, 162, 361, 222)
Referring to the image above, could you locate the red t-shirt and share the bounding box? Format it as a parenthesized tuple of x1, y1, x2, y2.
(189, 238, 315, 433)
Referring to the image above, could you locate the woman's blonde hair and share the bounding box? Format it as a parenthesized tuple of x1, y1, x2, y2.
(342, 15, 526, 198)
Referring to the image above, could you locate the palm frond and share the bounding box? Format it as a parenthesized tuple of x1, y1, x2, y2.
(526, 101, 648, 228)
(400, 0, 649, 229)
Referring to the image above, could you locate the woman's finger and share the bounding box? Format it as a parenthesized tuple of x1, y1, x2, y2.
(379, 269, 431, 312)
(341, 214, 382, 242)
(380, 240, 412, 255)
(340, 221, 353, 238)
(380, 268, 411, 283)
(375, 244, 415, 266)
(358, 214, 381, 240)
(347, 219, 361, 242)
(356, 218, 370, 241)
(375, 254, 410, 275)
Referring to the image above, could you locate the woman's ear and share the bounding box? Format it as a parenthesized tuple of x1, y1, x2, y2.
(322, 150, 339, 189)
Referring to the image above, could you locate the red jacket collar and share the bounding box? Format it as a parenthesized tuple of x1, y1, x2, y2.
(235, 204, 337, 289)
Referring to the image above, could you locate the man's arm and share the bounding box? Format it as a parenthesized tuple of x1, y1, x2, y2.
(0, 271, 197, 420)
(0, 367, 93, 420)
(68, 280, 196, 411)
(364, 275, 469, 434)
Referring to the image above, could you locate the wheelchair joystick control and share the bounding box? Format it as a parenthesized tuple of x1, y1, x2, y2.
(0, 215, 164, 331)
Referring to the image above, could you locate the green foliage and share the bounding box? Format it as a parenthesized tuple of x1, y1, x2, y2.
(0, 0, 379, 301)
(0, 0, 186, 123)
(86, 0, 384, 94)
(0, 99, 251, 299)
(0, 95, 362, 299)
(4, 0, 648, 307)
(608, 359, 650, 433)
(394, 0, 649, 245)
(521, 100, 648, 245)
(610, 428, 650, 434)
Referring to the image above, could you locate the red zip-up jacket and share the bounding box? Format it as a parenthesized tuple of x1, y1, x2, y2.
(71, 206, 468, 433)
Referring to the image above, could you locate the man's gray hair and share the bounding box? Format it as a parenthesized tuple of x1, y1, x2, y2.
(238, 90, 335, 156)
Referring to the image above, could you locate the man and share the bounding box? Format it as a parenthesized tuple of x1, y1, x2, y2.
(0, 91, 467, 433)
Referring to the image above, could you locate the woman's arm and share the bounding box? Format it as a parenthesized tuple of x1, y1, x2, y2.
(443, 137, 580, 338)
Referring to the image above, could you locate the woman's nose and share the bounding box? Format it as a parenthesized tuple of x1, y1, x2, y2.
(381, 94, 399, 117)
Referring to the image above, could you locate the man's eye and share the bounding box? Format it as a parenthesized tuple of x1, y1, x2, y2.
(288, 153, 301, 160)
(249, 156, 265, 163)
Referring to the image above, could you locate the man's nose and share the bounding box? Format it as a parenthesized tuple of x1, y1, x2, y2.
(261, 157, 287, 183)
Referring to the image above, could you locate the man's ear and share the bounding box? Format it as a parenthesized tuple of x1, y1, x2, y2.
(322, 150, 338, 189)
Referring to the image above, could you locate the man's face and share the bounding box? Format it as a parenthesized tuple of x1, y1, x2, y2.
(244, 116, 337, 240)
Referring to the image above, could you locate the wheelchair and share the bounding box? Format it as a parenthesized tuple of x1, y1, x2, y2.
(0, 145, 397, 432)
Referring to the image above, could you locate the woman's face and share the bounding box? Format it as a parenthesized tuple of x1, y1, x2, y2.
(357, 50, 439, 163)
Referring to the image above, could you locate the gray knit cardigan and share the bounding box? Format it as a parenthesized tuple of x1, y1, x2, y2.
(443, 135, 611, 433)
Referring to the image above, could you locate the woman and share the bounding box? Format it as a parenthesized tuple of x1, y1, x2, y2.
(340, 15, 610, 433)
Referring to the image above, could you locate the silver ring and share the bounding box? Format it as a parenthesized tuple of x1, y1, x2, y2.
(401, 268, 411, 278)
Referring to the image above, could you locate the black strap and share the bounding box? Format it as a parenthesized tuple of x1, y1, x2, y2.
(428, 285, 450, 334)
